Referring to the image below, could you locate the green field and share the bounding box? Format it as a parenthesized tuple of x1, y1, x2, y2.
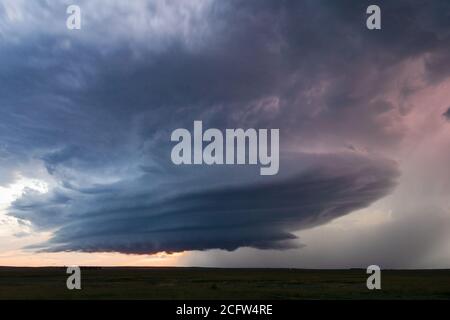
(0, 267, 449, 299)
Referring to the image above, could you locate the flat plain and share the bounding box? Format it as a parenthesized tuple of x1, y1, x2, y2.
(0, 267, 449, 299)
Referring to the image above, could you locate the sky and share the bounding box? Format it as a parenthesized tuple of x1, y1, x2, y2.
(0, 0, 450, 268)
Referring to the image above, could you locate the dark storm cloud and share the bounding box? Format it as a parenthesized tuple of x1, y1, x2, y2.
(13, 154, 398, 254)
(1, 0, 448, 254)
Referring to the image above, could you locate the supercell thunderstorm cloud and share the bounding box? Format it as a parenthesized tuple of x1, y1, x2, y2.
(1, 0, 450, 268)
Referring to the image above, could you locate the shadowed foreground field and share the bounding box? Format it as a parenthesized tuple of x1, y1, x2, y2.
(0, 267, 449, 299)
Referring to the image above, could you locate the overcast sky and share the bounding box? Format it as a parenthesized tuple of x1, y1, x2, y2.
(1, 0, 450, 268)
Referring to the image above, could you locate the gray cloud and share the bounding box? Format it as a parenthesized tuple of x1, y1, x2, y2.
(0, 0, 448, 258)
(12, 153, 398, 254)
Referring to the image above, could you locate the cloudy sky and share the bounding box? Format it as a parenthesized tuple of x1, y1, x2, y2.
(1, 0, 450, 268)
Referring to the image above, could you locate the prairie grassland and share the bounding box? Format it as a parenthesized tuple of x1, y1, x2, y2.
(0, 267, 449, 300)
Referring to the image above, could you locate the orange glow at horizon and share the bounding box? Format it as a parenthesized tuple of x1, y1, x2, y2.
(0, 250, 185, 267)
